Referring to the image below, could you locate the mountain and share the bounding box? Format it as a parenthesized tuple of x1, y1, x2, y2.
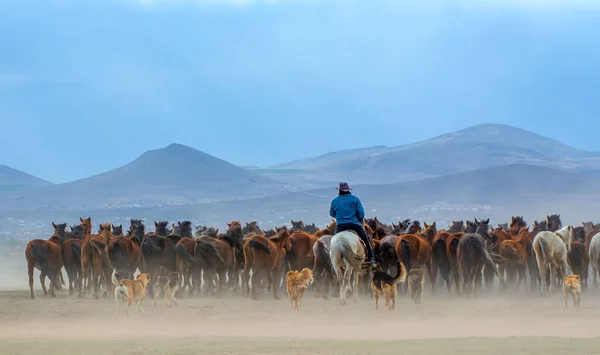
(270, 123, 600, 186)
(6, 163, 600, 231)
(0, 165, 53, 192)
(0, 143, 289, 210)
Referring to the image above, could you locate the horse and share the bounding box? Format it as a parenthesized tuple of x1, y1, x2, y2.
(568, 240, 588, 289)
(509, 216, 527, 237)
(80, 223, 113, 299)
(431, 231, 452, 293)
(532, 225, 573, 296)
(365, 217, 391, 240)
(329, 230, 367, 305)
(457, 219, 503, 297)
(446, 232, 464, 294)
(62, 224, 86, 296)
(26, 222, 67, 299)
(498, 227, 528, 291)
(194, 235, 234, 297)
(288, 231, 320, 272)
(243, 221, 264, 237)
(216, 221, 245, 293)
(141, 224, 183, 296)
(394, 230, 432, 293)
(243, 227, 291, 300)
(108, 222, 144, 280)
(587, 232, 600, 288)
(312, 234, 337, 299)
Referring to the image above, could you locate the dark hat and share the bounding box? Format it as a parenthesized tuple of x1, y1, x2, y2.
(336, 182, 352, 192)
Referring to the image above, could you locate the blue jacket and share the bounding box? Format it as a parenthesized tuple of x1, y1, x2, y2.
(329, 193, 365, 226)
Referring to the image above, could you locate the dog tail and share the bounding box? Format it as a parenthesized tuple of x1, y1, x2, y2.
(248, 240, 271, 255)
(298, 268, 314, 287)
(111, 269, 122, 286)
(391, 260, 407, 284)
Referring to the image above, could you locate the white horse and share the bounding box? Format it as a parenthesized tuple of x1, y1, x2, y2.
(588, 232, 600, 287)
(329, 230, 366, 305)
(532, 225, 573, 296)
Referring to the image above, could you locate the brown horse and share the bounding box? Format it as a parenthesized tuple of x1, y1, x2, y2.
(498, 227, 529, 291)
(365, 217, 390, 240)
(195, 235, 234, 297)
(243, 228, 291, 300)
(175, 237, 197, 296)
(395, 231, 432, 293)
(62, 224, 86, 296)
(509, 216, 527, 237)
(80, 223, 113, 299)
(311, 234, 338, 299)
(79, 217, 92, 235)
(315, 220, 336, 238)
(288, 231, 320, 272)
(26, 222, 67, 299)
(485, 227, 512, 289)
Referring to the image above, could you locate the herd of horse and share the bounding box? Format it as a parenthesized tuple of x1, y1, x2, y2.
(22, 214, 600, 305)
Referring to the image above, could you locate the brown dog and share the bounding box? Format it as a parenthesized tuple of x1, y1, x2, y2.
(408, 264, 426, 305)
(370, 261, 407, 311)
(112, 269, 151, 320)
(153, 272, 181, 308)
(563, 274, 581, 308)
(286, 268, 314, 311)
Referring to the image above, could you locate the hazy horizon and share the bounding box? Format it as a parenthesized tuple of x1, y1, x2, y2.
(1, 0, 599, 183)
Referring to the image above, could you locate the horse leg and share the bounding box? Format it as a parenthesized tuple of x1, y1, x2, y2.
(474, 266, 483, 298)
(243, 267, 251, 298)
(426, 259, 435, 295)
(28, 263, 35, 299)
(251, 269, 260, 300)
(40, 272, 48, 296)
(272, 266, 282, 300)
(352, 270, 360, 303)
(217, 268, 227, 299)
(535, 250, 548, 296)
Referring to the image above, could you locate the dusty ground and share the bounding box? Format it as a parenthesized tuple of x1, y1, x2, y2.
(2, 255, 600, 354)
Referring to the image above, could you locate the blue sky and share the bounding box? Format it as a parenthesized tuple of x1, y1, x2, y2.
(0, 0, 599, 183)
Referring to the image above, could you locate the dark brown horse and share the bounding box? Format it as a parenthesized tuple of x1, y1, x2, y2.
(141, 223, 183, 295)
(108, 222, 144, 280)
(26, 222, 67, 299)
(446, 232, 464, 294)
(311, 234, 338, 299)
(568, 240, 589, 289)
(431, 231, 452, 293)
(194, 235, 234, 297)
(457, 221, 503, 297)
(62, 224, 86, 296)
(243, 228, 291, 300)
(243, 221, 264, 237)
(365, 217, 390, 240)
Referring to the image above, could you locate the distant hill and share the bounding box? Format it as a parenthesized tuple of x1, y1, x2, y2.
(270, 123, 600, 186)
(0, 165, 53, 192)
(10, 163, 599, 230)
(0, 143, 289, 210)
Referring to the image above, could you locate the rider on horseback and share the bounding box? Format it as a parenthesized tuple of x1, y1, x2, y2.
(329, 182, 378, 269)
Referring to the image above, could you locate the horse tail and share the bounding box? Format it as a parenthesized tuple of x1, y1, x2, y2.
(30, 244, 51, 275)
(338, 236, 365, 274)
(315, 240, 334, 273)
(195, 238, 223, 268)
(220, 233, 239, 248)
(176, 243, 196, 265)
(391, 260, 407, 284)
(432, 238, 446, 261)
(248, 240, 271, 255)
(401, 239, 412, 271)
(480, 240, 503, 283)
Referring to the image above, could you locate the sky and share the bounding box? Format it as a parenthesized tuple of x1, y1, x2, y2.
(0, 0, 599, 183)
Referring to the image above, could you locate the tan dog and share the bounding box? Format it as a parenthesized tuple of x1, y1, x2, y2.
(370, 260, 407, 311)
(286, 268, 314, 311)
(408, 265, 426, 305)
(112, 269, 151, 320)
(563, 274, 581, 308)
(153, 272, 181, 308)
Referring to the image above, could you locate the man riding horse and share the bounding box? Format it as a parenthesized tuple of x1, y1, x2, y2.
(329, 182, 378, 269)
